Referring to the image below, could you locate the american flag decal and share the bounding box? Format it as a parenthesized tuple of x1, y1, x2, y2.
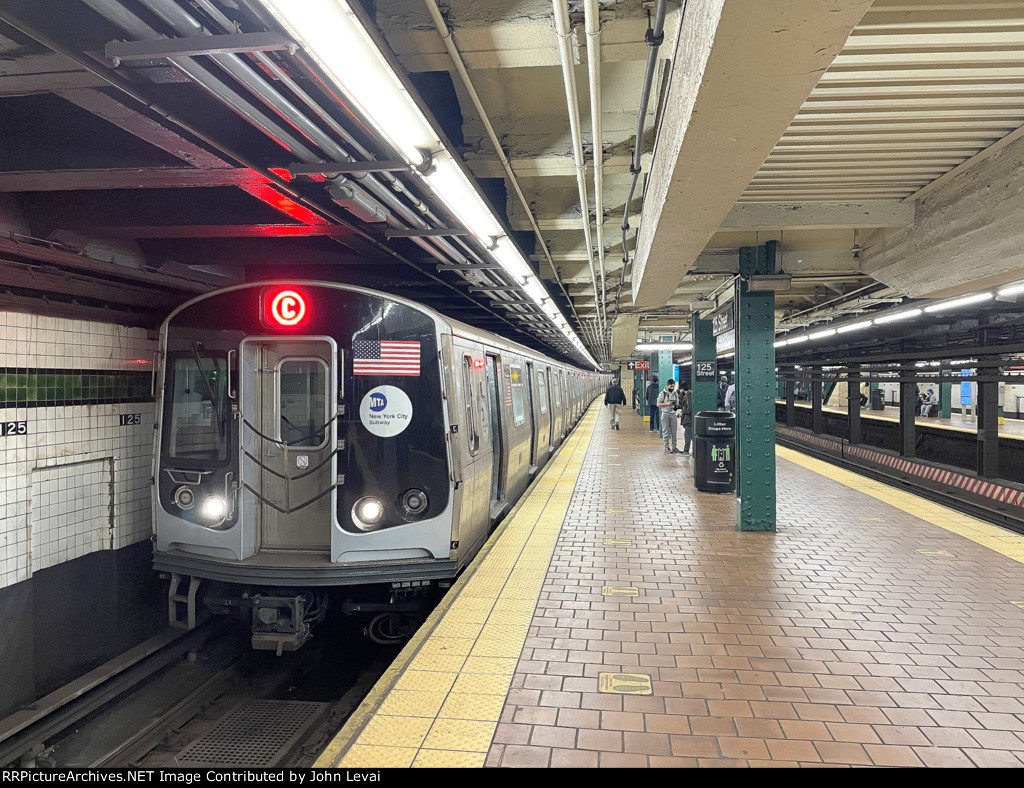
(353, 340, 421, 376)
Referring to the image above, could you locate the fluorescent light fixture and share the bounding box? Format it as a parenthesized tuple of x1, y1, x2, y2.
(635, 343, 693, 352)
(836, 320, 873, 334)
(258, 0, 598, 368)
(923, 292, 992, 313)
(809, 329, 836, 340)
(719, 352, 734, 359)
(773, 340, 788, 348)
(786, 335, 808, 345)
(998, 282, 1024, 297)
(873, 308, 921, 324)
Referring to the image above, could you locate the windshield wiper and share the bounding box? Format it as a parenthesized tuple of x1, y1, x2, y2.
(191, 341, 225, 437)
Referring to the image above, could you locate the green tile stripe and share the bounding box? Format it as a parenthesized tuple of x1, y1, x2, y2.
(0, 368, 153, 408)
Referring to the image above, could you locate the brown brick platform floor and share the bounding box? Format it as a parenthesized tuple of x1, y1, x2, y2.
(485, 406, 1024, 768)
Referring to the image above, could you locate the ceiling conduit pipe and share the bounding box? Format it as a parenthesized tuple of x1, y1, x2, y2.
(421, 0, 583, 329)
(552, 0, 605, 347)
(583, 0, 608, 354)
(0, 7, 550, 355)
(90, 0, 509, 299)
(614, 0, 669, 328)
(125, 0, 488, 275)
(140, 0, 562, 331)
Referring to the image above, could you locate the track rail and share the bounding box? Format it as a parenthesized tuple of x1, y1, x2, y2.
(777, 434, 1024, 535)
(0, 622, 224, 767)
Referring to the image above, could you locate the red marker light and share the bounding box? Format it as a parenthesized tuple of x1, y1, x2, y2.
(473, 358, 486, 370)
(263, 287, 310, 328)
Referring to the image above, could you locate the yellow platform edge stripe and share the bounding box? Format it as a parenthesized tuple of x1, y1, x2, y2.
(314, 401, 601, 768)
(777, 444, 1024, 564)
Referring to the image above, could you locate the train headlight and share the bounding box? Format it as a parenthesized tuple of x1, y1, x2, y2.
(399, 488, 429, 518)
(173, 486, 195, 510)
(352, 496, 385, 531)
(201, 495, 227, 521)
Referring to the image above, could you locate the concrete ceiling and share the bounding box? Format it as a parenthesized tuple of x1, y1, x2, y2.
(378, 0, 1024, 362)
(3, 0, 1023, 363)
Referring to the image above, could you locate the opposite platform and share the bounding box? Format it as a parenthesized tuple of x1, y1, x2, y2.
(321, 402, 1024, 768)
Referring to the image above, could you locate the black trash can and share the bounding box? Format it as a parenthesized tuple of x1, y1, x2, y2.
(870, 389, 885, 411)
(694, 411, 736, 494)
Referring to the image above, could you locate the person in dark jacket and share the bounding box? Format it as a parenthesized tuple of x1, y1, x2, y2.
(678, 385, 693, 454)
(632, 385, 640, 413)
(604, 378, 627, 429)
(645, 376, 661, 433)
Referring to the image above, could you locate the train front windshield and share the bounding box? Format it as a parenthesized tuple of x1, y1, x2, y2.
(164, 352, 230, 462)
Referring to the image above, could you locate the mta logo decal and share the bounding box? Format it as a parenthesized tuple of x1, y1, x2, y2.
(369, 393, 388, 412)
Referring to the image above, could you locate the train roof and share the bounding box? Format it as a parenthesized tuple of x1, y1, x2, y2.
(162, 280, 601, 375)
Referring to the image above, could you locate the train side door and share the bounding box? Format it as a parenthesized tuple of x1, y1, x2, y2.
(240, 338, 337, 552)
(485, 354, 504, 508)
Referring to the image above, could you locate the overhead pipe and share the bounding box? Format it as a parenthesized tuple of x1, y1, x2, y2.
(582, 0, 608, 353)
(613, 0, 670, 324)
(124, 0, 487, 275)
(90, 0, 566, 353)
(12, 2, 553, 354)
(192, 0, 565, 346)
(422, 0, 583, 330)
(552, 0, 605, 345)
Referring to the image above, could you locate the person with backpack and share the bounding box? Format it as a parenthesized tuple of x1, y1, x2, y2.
(678, 384, 693, 455)
(658, 379, 680, 453)
(646, 375, 661, 434)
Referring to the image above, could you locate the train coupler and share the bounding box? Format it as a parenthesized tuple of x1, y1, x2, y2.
(250, 592, 325, 656)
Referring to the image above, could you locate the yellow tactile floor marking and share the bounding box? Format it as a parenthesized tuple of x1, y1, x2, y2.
(317, 403, 600, 769)
(778, 444, 1024, 564)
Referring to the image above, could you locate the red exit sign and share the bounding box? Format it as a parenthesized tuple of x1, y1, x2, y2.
(628, 360, 651, 371)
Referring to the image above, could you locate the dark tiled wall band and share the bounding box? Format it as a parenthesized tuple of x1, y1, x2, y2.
(0, 368, 153, 408)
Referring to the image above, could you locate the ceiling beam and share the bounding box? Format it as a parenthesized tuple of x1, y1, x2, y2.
(718, 201, 915, 231)
(631, 0, 874, 307)
(91, 224, 355, 239)
(0, 167, 267, 192)
(56, 89, 327, 226)
(0, 236, 208, 292)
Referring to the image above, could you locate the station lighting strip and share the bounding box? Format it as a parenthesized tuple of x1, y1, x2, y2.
(767, 283, 1021, 352)
(258, 0, 598, 368)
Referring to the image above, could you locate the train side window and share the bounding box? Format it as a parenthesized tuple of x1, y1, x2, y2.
(510, 365, 526, 425)
(552, 371, 560, 407)
(462, 356, 480, 455)
(537, 370, 548, 414)
(477, 379, 490, 445)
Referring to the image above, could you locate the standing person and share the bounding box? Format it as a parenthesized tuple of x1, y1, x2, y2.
(658, 379, 680, 453)
(725, 379, 737, 413)
(646, 375, 661, 434)
(678, 384, 693, 455)
(717, 378, 728, 409)
(632, 384, 640, 413)
(604, 377, 626, 430)
(860, 382, 869, 407)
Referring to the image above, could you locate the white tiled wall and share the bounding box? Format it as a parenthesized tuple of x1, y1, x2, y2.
(0, 311, 156, 589)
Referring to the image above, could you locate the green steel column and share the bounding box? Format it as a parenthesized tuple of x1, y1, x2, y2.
(691, 313, 717, 414)
(939, 370, 952, 419)
(659, 349, 674, 390)
(735, 242, 777, 533)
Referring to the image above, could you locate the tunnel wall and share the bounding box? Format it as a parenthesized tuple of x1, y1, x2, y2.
(0, 310, 163, 717)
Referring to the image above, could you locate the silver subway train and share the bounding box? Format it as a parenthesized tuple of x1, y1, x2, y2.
(152, 281, 606, 652)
